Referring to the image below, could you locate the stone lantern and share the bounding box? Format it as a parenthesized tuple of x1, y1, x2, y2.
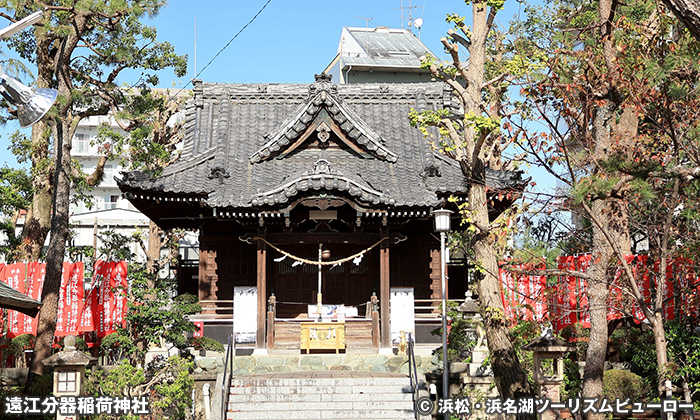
(43, 335, 96, 420)
(523, 334, 575, 420)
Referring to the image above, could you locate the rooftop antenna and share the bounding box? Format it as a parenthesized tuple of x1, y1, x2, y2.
(355, 16, 374, 28)
(194, 15, 197, 78)
(396, 0, 422, 30)
(413, 17, 423, 39)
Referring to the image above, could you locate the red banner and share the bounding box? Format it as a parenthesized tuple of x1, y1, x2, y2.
(95, 260, 129, 337)
(22, 262, 46, 335)
(499, 262, 548, 324)
(500, 255, 700, 333)
(55, 262, 84, 337)
(3, 263, 26, 338)
(78, 282, 99, 333)
(1, 262, 90, 338)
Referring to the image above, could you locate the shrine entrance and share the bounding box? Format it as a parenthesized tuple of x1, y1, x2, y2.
(270, 243, 379, 319)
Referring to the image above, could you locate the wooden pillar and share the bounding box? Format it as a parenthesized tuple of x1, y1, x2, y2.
(266, 295, 275, 350)
(380, 236, 391, 349)
(256, 239, 267, 350)
(198, 242, 218, 315)
(429, 248, 442, 313)
(371, 294, 380, 349)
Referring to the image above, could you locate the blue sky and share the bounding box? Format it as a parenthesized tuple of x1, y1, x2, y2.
(0, 0, 535, 170)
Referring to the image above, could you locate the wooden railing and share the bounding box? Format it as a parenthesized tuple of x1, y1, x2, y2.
(199, 298, 463, 321)
(414, 298, 463, 319)
(266, 293, 379, 352)
(199, 300, 233, 318)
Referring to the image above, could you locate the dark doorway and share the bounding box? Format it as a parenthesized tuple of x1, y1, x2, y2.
(270, 244, 377, 318)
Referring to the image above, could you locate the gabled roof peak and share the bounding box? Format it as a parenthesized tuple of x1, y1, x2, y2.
(249, 74, 398, 164)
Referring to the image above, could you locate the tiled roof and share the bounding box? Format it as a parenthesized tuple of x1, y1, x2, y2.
(0, 281, 41, 317)
(119, 77, 526, 211)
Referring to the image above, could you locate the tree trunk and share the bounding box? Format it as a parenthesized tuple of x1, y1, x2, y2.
(582, 200, 612, 420)
(661, 0, 700, 42)
(17, 113, 52, 261)
(25, 121, 72, 390)
(471, 163, 535, 416)
(147, 220, 162, 276)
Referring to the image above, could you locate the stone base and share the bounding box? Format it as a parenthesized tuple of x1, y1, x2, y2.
(230, 353, 439, 375)
(468, 362, 492, 376)
(471, 347, 488, 363)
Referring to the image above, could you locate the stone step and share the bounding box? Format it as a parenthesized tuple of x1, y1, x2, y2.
(228, 400, 414, 411)
(227, 409, 415, 420)
(230, 376, 411, 387)
(228, 392, 414, 403)
(227, 373, 416, 420)
(231, 384, 412, 395)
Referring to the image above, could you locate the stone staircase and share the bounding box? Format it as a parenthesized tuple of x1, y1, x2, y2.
(226, 371, 416, 419)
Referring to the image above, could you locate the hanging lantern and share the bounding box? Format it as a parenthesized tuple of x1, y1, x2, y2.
(322, 249, 331, 260)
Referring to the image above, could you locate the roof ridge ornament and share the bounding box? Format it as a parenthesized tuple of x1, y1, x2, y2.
(208, 165, 231, 182)
(303, 159, 342, 176)
(309, 73, 337, 98)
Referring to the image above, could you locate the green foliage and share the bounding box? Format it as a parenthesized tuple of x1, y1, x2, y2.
(188, 336, 225, 353)
(151, 357, 195, 419)
(95, 229, 202, 366)
(431, 301, 477, 364)
(126, 266, 201, 356)
(97, 230, 139, 262)
(85, 356, 194, 420)
(409, 108, 453, 137)
(664, 320, 700, 403)
(563, 358, 582, 401)
(24, 373, 53, 396)
(603, 369, 649, 402)
(100, 332, 136, 365)
(9, 333, 35, 357)
(0, 165, 32, 260)
(509, 320, 541, 387)
(0, 166, 32, 213)
(86, 360, 146, 397)
(464, 113, 500, 135)
(616, 321, 700, 405)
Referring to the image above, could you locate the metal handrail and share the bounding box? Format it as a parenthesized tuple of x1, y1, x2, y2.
(220, 333, 233, 420)
(407, 332, 420, 420)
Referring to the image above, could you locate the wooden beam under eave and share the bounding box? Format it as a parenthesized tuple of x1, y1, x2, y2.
(256, 238, 267, 350)
(380, 235, 391, 349)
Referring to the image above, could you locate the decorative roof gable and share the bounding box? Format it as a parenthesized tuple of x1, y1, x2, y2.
(250, 158, 392, 207)
(249, 74, 398, 164)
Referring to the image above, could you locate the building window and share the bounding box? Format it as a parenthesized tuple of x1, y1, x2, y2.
(73, 133, 91, 154)
(103, 164, 116, 186)
(100, 195, 119, 210)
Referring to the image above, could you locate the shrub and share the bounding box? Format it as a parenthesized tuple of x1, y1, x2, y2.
(9, 334, 35, 358)
(99, 332, 135, 364)
(187, 336, 225, 353)
(602, 369, 649, 402)
(84, 356, 193, 420)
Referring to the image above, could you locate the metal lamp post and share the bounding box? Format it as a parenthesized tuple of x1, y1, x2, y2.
(433, 208, 452, 418)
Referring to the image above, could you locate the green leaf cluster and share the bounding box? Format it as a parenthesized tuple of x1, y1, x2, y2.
(85, 357, 194, 420)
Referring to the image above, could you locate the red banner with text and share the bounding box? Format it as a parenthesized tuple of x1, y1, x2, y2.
(1, 261, 128, 339)
(499, 255, 700, 333)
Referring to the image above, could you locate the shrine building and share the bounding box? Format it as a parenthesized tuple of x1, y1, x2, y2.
(118, 74, 527, 354)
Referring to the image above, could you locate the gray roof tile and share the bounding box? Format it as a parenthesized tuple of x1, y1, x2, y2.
(120, 78, 527, 210)
(0, 281, 41, 317)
